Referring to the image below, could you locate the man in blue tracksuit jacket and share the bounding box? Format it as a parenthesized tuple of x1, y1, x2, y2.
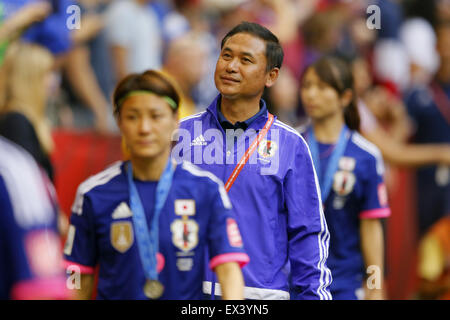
(173, 22, 332, 300)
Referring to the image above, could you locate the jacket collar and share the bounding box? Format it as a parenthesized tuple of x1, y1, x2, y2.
(206, 94, 271, 131)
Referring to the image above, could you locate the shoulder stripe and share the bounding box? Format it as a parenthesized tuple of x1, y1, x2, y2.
(181, 161, 232, 209)
(0, 137, 55, 228)
(351, 132, 385, 175)
(290, 132, 333, 299)
(71, 161, 123, 215)
(273, 120, 304, 139)
(179, 111, 206, 123)
(306, 147, 333, 300)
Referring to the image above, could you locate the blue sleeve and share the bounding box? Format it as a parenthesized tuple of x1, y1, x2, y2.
(206, 179, 249, 270)
(63, 193, 97, 272)
(284, 138, 333, 300)
(0, 176, 32, 295)
(22, 0, 75, 54)
(0, 176, 67, 299)
(360, 155, 391, 219)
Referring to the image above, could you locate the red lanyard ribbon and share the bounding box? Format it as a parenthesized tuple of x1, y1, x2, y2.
(224, 113, 274, 192)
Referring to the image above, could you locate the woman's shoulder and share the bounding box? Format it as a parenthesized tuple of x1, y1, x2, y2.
(71, 161, 125, 215)
(348, 132, 385, 176)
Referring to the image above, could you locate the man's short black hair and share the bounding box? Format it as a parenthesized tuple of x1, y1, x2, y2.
(220, 21, 284, 72)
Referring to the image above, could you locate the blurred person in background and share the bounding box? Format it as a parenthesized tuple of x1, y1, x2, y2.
(301, 7, 344, 72)
(105, 0, 162, 82)
(417, 213, 450, 300)
(0, 0, 51, 60)
(61, 0, 115, 133)
(346, 53, 450, 169)
(0, 136, 70, 300)
(0, 42, 55, 181)
(435, 0, 450, 22)
(403, 20, 450, 238)
(0, 0, 73, 56)
(300, 56, 390, 300)
(264, 67, 302, 127)
(371, 0, 411, 93)
(162, 31, 209, 119)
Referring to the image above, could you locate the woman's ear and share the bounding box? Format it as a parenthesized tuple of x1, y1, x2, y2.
(340, 89, 354, 109)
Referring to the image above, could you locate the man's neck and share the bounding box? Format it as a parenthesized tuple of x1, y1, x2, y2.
(312, 113, 345, 144)
(220, 95, 261, 125)
(130, 149, 170, 181)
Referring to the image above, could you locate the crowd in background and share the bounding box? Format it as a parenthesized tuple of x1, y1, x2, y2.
(0, 0, 449, 299)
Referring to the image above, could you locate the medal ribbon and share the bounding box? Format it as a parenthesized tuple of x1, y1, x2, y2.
(308, 125, 350, 202)
(224, 113, 274, 192)
(127, 159, 175, 282)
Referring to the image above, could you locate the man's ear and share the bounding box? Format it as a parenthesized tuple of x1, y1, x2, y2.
(265, 68, 280, 88)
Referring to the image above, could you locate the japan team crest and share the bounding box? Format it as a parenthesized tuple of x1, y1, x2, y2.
(110, 221, 134, 253)
(170, 218, 199, 252)
(332, 171, 356, 196)
(258, 140, 277, 158)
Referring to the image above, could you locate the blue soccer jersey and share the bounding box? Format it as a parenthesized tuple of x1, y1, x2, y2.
(0, 137, 68, 299)
(63, 160, 249, 300)
(303, 129, 391, 296)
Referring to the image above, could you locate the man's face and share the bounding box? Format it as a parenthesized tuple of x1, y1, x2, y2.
(214, 33, 273, 100)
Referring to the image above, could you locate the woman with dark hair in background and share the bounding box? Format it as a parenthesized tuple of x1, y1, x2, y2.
(300, 56, 391, 300)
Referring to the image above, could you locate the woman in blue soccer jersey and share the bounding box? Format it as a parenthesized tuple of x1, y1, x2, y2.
(63, 70, 248, 300)
(300, 56, 391, 300)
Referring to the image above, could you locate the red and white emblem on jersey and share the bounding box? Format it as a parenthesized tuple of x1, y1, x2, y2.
(226, 218, 243, 248)
(175, 199, 196, 216)
(170, 218, 199, 252)
(378, 183, 388, 207)
(332, 171, 356, 196)
(257, 140, 278, 158)
(25, 230, 62, 277)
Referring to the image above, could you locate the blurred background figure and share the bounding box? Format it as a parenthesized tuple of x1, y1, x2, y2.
(0, 0, 74, 57)
(162, 31, 210, 118)
(0, 0, 51, 54)
(265, 67, 302, 127)
(0, 42, 55, 181)
(417, 214, 450, 300)
(60, 0, 114, 134)
(0, 136, 69, 300)
(403, 19, 450, 251)
(105, 0, 162, 82)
